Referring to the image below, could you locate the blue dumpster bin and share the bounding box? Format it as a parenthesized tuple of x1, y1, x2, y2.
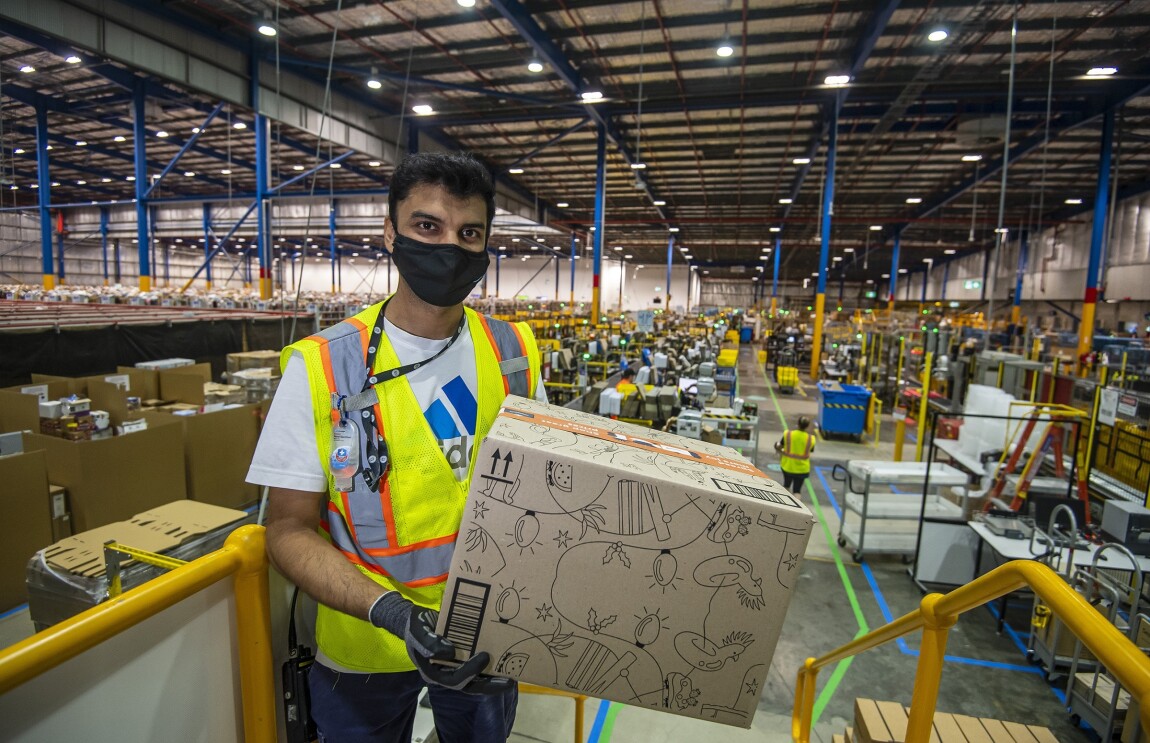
(739, 327, 753, 344)
(816, 381, 871, 438)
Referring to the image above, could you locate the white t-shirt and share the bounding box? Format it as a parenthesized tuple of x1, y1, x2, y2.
(246, 316, 546, 492)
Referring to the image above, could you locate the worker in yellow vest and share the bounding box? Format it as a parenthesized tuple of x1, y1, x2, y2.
(247, 152, 544, 743)
(775, 415, 816, 494)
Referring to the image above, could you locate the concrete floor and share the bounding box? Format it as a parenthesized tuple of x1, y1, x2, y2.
(0, 345, 1101, 742)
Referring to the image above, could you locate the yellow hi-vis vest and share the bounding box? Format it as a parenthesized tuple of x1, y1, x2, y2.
(779, 429, 814, 475)
(284, 301, 539, 673)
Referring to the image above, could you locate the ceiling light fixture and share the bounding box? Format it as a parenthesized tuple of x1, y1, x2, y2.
(870, 225, 882, 231)
(125, 176, 135, 182)
(220, 169, 232, 175)
(1065, 198, 1083, 205)
(293, 165, 305, 171)
(769, 226, 781, 233)
(630, 162, 646, 169)
(458, 0, 476, 7)
(824, 74, 850, 87)
(613, 246, 622, 251)
(368, 160, 381, 167)
(412, 104, 435, 116)
(1087, 66, 1117, 77)
(716, 44, 734, 58)
(330, 163, 342, 169)
(75, 140, 87, 147)
(928, 29, 948, 42)
(905, 197, 922, 204)
(155, 131, 169, 138)
(779, 197, 793, 204)
(19, 65, 35, 74)
(556, 202, 569, 208)
(65, 55, 82, 64)
(624, 254, 633, 260)
(580, 91, 604, 102)
(76, 180, 87, 185)
(898, 268, 908, 274)
(13, 148, 24, 154)
(367, 78, 382, 90)
(508, 167, 524, 174)
(792, 157, 811, 165)
(961, 154, 982, 162)
(528, 60, 544, 73)
(233, 121, 247, 130)
(668, 227, 680, 233)
(944, 249, 957, 255)
(257, 23, 277, 37)
(113, 135, 126, 142)
(653, 200, 666, 206)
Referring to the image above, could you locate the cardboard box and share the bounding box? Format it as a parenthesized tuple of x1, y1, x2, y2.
(158, 363, 214, 404)
(0, 450, 55, 611)
(26, 500, 252, 629)
(854, 698, 894, 743)
(226, 350, 282, 375)
(22, 418, 187, 533)
(436, 396, 814, 728)
(142, 403, 263, 509)
(852, 700, 1061, 743)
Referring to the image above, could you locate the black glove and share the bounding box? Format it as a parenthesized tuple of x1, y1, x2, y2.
(369, 591, 513, 694)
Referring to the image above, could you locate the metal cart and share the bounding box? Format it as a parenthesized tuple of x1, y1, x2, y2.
(1065, 544, 1143, 740)
(833, 460, 969, 563)
(1028, 504, 1095, 679)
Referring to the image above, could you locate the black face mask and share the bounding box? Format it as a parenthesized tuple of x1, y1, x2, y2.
(390, 233, 490, 307)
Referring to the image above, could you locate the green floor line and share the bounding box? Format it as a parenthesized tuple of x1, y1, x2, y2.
(600, 700, 622, 743)
(753, 355, 870, 727)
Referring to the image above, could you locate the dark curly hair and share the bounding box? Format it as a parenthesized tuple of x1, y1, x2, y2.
(388, 152, 496, 234)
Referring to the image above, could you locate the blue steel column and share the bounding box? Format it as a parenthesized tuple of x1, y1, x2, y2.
(666, 235, 674, 308)
(132, 81, 151, 290)
(35, 102, 54, 288)
(329, 201, 338, 293)
(1013, 230, 1029, 328)
(887, 232, 901, 313)
(591, 123, 606, 325)
(811, 94, 839, 377)
(55, 219, 65, 284)
(99, 207, 109, 286)
(771, 237, 781, 317)
(251, 45, 271, 298)
(941, 262, 949, 301)
(569, 231, 577, 307)
(150, 206, 159, 286)
(202, 204, 212, 288)
(1078, 109, 1115, 367)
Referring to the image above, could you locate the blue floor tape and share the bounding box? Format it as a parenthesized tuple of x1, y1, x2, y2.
(586, 699, 611, 743)
(0, 603, 28, 621)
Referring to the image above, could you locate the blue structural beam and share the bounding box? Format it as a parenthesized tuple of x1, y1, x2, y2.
(569, 232, 577, 306)
(488, 0, 669, 223)
(591, 123, 607, 323)
(202, 204, 213, 287)
(34, 100, 54, 289)
(1012, 231, 1028, 326)
(99, 207, 110, 285)
(509, 120, 590, 169)
(771, 237, 781, 316)
(329, 200, 338, 293)
(132, 81, 151, 290)
(810, 93, 840, 377)
(143, 101, 225, 198)
(888, 232, 901, 308)
(781, 0, 900, 221)
(941, 262, 949, 301)
(270, 152, 354, 193)
(1078, 109, 1116, 363)
(665, 235, 674, 307)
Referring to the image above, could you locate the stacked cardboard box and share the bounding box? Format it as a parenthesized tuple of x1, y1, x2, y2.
(0, 450, 55, 612)
(851, 699, 1060, 743)
(225, 350, 282, 374)
(436, 396, 814, 728)
(26, 500, 253, 630)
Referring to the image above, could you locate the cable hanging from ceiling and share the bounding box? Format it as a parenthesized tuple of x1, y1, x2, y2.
(986, 0, 1019, 327)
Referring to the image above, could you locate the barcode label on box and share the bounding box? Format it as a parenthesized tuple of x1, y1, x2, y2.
(712, 478, 801, 508)
(442, 579, 491, 656)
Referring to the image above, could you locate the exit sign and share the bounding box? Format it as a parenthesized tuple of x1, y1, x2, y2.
(964, 279, 982, 290)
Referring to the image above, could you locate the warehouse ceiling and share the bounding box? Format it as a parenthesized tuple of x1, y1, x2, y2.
(3, 0, 1150, 285)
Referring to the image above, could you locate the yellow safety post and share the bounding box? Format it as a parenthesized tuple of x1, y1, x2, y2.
(915, 351, 933, 463)
(1029, 366, 1040, 403)
(521, 685, 587, 743)
(1120, 351, 1128, 389)
(894, 413, 907, 462)
(810, 292, 826, 378)
(1048, 358, 1061, 404)
(996, 361, 1005, 389)
(1031, 336, 1041, 361)
(873, 399, 883, 448)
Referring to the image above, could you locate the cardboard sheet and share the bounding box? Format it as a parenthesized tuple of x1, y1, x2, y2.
(437, 396, 813, 728)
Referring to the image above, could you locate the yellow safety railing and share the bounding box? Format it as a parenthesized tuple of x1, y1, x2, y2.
(0, 524, 275, 742)
(520, 684, 587, 743)
(792, 559, 1150, 743)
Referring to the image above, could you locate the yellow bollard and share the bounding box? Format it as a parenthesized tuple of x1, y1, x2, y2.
(915, 351, 933, 463)
(894, 414, 907, 462)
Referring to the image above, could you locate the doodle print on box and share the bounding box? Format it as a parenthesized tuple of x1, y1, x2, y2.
(437, 396, 814, 729)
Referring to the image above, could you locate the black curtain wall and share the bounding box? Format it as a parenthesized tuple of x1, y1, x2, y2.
(0, 319, 304, 387)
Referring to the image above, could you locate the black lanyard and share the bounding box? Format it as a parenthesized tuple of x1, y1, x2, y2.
(362, 299, 467, 392)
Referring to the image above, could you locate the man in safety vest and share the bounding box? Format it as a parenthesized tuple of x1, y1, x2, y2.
(775, 415, 816, 494)
(247, 152, 544, 743)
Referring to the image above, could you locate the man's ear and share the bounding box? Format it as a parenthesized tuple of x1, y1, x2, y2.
(382, 216, 396, 253)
